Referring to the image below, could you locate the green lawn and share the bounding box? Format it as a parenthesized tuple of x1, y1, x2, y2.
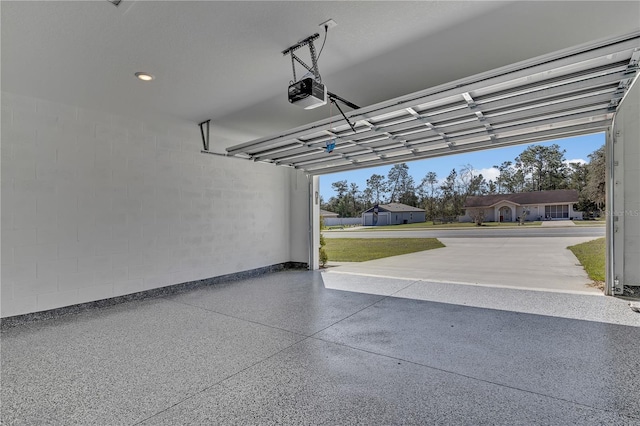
(568, 237, 605, 283)
(572, 220, 606, 226)
(325, 225, 359, 230)
(357, 221, 542, 230)
(324, 238, 445, 262)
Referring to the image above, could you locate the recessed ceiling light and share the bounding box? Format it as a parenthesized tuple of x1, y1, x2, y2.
(135, 72, 154, 81)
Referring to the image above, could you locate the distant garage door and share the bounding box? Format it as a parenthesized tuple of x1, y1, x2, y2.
(363, 212, 389, 226)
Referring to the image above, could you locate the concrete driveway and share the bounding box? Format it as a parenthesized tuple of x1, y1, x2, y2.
(326, 237, 602, 295)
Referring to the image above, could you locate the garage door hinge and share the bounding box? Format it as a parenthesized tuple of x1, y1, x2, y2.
(614, 278, 623, 294)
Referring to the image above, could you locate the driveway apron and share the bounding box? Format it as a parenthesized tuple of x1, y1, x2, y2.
(326, 237, 601, 294)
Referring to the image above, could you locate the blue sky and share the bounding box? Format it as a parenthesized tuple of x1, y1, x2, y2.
(319, 132, 605, 201)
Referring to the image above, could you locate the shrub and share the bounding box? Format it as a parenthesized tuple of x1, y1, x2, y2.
(469, 208, 485, 226)
(319, 217, 328, 266)
(319, 247, 328, 267)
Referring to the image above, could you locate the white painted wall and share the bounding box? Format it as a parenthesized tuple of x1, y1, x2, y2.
(1, 92, 309, 317)
(612, 79, 640, 288)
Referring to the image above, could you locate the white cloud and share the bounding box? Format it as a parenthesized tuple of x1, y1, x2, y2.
(564, 158, 587, 165)
(475, 167, 500, 182)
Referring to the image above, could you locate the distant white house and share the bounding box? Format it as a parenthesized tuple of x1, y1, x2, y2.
(362, 203, 426, 226)
(459, 189, 582, 223)
(320, 209, 339, 219)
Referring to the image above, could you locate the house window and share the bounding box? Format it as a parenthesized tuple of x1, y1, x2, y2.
(545, 205, 569, 219)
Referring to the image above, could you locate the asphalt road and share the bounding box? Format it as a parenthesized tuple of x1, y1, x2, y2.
(323, 226, 605, 239)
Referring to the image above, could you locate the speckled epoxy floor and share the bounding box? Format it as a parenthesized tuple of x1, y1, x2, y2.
(2, 270, 639, 425)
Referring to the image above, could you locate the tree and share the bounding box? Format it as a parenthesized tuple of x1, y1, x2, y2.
(439, 169, 459, 220)
(515, 144, 568, 191)
(398, 174, 418, 206)
(418, 171, 439, 220)
(567, 162, 588, 192)
(321, 196, 338, 214)
(459, 164, 487, 196)
(362, 187, 374, 210)
(487, 180, 497, 194)
(585, 145, 606, 209)
(518, 206, 529, 225)
(511, 169, 527, 193)
(467, 208, 486, 226)
(331, 180, 348, 198)
(387, 163, 413, 203)
(494, 160, 527, 193)
(366, 174, 387, 204)
(331, 180, 350, 217)
(348, 182, 361, 217)
(495, 161, 515, 193)
(320, 141, 599, 223)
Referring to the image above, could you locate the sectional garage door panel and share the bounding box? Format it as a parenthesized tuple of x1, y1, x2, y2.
(226, 32, 640, 175)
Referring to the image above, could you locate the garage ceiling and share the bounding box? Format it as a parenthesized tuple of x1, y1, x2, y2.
(226, 32, 640, 175)
(2, 1, 639, 149)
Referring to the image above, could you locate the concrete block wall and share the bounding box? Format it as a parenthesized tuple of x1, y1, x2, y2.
(288, 170, 311, 265)
(1, 92, 308, 317)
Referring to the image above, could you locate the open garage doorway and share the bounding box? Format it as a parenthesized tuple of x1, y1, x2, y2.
(318, 134, 608, 297)
(227, 31, 639, 298)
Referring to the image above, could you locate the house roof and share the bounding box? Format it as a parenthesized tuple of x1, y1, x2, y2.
(364, 203, 425, 214)
(320, 209, 339, 217)
(464, 190, 579, 208)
